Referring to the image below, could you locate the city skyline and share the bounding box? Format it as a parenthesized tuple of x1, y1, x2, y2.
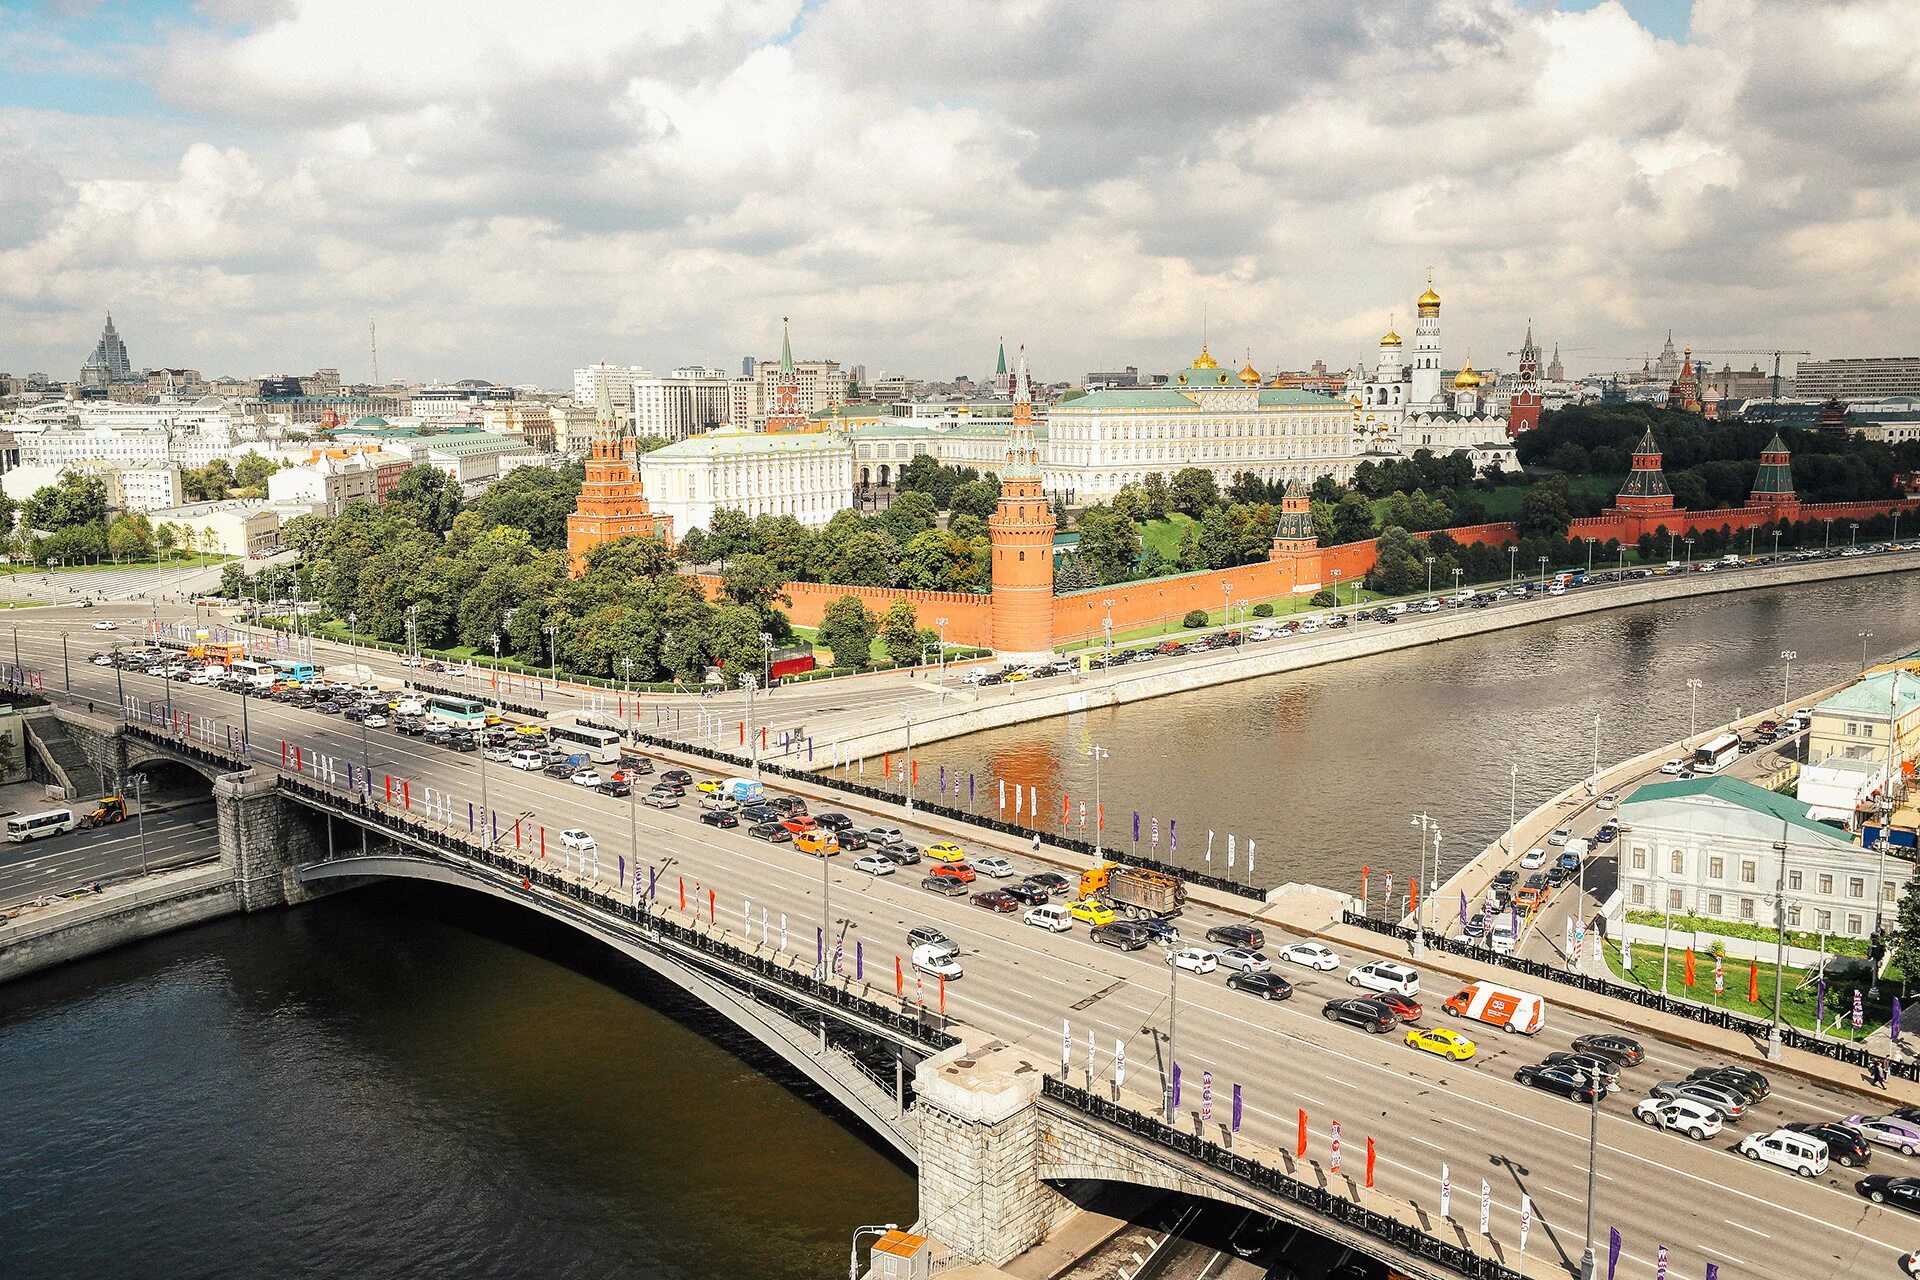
(2, 0, 1915, 385)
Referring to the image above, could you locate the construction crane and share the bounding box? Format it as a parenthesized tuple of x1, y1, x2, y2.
(1686, 349, 1811, 400)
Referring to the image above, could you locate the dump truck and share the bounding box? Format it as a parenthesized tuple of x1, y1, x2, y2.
(1078, 863, 1186, 920)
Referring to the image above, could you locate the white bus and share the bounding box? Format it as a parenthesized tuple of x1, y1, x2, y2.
(1692, 732, 1741, 774)
(548, 722, 623, 764)
(6, 808, 77, 843)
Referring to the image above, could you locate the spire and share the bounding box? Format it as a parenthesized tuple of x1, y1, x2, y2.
(779, 316, 794, 377)
(593, 361, 617, 434)
(1524, 318, 1534, 348)
(1004, 344, 1039, 479)
(996, 338, 1007, 376)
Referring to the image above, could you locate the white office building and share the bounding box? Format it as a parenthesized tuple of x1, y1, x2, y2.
(573, 364, 650, 410)
(633, 367, 733, 441)
(267, 453, 383, 517)
(638, 427, 853, 535)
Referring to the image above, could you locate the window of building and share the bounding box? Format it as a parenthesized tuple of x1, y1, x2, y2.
(1817, 910, 1832, 931)
(1631, 884, 1646, 905)
(1708, 856, 1724, 880)
(1848, 914, 1864, 936)
(1740, 861, 1756, 884)
(1788, 906, 1802, 928)
(1670, 851, 1685, 874)
(1740, 898, 1755, 920)
(1707, 893, 1723, 915)
(1819, 874, 1834, 895)
(1886, 882, 1899, 902)
(1849, 877, 1865, 899)
(1668, 888, 1684, 911)
(1788, 870, 1803, 891)
(1631, 849, 1647, 871)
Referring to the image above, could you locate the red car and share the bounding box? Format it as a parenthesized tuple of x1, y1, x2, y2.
(1376, 991, 1423, 1022)
(780, 815, 818, 835)
(971, 889, 1018, 913)
(931, 863, 976, 884)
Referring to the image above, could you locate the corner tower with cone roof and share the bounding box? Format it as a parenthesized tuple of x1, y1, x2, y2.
(1748, 432, 1796, 512)
(987, 346, 1057, 659)
(1612, 425, 1676, 515)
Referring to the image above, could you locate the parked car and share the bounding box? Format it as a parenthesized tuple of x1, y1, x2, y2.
(1226, 971, 1293, 1001)
(1090, 921, 1151, 950)
(1846, 1115, 1920, 1157)
(1785, 1121, 1871, 1168)
(1213, 947, 1269, 974)
(1322, 998, 1398, 1034)
(1570, 1033, 1644, 1066)
(1513, 1065, 1599, 1103)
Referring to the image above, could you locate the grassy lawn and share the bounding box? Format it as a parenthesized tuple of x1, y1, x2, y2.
(1476, 475, 1622, 517)
(786, 624, 975, 668)
(1601, 938, 1896, 1039)
(1140, 514, 1197, 561)
(0, 553, 230, 576)
(1056, 588, 1384, 652)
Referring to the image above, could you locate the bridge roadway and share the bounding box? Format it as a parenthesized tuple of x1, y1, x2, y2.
(17, 612, 1920, 1280)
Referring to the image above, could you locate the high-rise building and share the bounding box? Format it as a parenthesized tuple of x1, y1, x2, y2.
(573, 363, 649, 409)
(79, 314, 132, 389)
(1794, 357, 1920, 401)
(632, 366, 732, 441)
(741, 356, 757, 379)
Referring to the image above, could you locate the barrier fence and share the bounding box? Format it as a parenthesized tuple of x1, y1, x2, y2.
(1041, 1076, 1521, 1280)
(1342, 910, 1920, 1082)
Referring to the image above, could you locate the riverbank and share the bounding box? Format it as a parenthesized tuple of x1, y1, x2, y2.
(0, 861, 237, 984)
(803, 549, 1920, 768)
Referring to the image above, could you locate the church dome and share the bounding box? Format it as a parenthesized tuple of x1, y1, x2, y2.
(1238, 360, 1261, 386)
(1379, 326, 1402, 347)
(1418, 283, 1441, 310)
(1452, 360, 1481, 390)
(1191, 343, 1219, 370)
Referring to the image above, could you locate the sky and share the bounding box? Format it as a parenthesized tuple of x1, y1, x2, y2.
(1, 0, 1916, 388)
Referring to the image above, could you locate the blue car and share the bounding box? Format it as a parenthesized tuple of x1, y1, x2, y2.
(1556, 852, 1582, 872)
(1132, 918, 1181, 944)
(1595, 824, 1618, 844)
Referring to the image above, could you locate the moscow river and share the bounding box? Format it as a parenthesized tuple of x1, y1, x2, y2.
(3, 570, 1916, 1278)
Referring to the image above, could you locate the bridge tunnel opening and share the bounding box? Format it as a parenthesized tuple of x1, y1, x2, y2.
(120, 759, 216, 809)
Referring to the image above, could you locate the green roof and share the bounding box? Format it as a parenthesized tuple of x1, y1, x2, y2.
(1057, 389, 1205, 410)
(1259, 388, 1345, 407)
(1624, 776, 1853, 845)
(1816, 670, 1920, 719)
(644, 429, 850, 459)
(848, 419, 1048, 440)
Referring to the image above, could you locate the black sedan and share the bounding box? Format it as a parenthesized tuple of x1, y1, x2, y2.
(748, 821, 792, 843)
(699, 810, 739, 829)
(1513, 1065, 1600, 1103)
(1228, 971, 1293, 1001)
(921, 876, 968, 897)
(1026, 872, 1073, 897)
(740, 803, 779, 823)
(1004, 882, 1050, 906)
(1206, 923, 1265, 949)
(1857, 1176, 1920, 1213)
(1786, 1121, 1871, 1168)
(661, 769, 693, 786)
(1570, 1033, 1644, 1067)
(1322, 998, 1397, 1034)
(597, 778, 631, 798)
(814, 811, 855, 832)
(835, 829, 871, 852)
(1541, 1052, 1621, 1091)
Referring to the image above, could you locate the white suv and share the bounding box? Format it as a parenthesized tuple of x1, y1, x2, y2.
(1347, 960, 1420, 997)
(560, 828, 595, 852)
(1633, 1097, 1721, 1141)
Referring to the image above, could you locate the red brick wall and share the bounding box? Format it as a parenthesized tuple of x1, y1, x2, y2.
(1051, 560, 1305, 645)
(693, 575, 993, 647)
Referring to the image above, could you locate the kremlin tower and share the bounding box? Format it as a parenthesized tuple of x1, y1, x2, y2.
(1747, 432, 1796, 513)
(987, 346, 1057, 659)
(763, 318, 810, 433)
(1409, 273, 1444, 409)
(1611, 426, 1677, 517)
(1508, 320, 1542, 438)
(565, 363, 668, 575)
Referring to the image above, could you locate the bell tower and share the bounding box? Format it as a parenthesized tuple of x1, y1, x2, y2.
(1508, 319, 1542, 438)
(988, 346, 1057, 659)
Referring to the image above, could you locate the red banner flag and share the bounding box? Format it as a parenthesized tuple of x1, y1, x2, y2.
(911, 759, 918, 786)
(1748, 958, 1760, 1003)
(708, 888, 716, 922)
(1684, 947, 1696, 988)
(1366, 1137, 1376, 1188)
(385, 774, 393, 803)
(1297, 1109, 1308, 1158)
(678, 876, 687, 911)
(1062, 794, 1070, 821)
(402, 779, 411, 809)
(739, 721, 745, 744)
(938, 973, 946, 1015)
(1409, 876, 1418, 913)
(539, 826, 545, 858)
(514, 818, 522, 849)
(1361, 864, 1370, 901)
(884, 752, 891, 777)
(895, 956, 904, 997)
(294, 746, 303, 772)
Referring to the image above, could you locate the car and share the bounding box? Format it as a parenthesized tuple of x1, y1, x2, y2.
(1131, 917, 1180, 945)
(1090, 921, 1151, 950)
(1463, 913, 1488, 940)
(1593, 824, 1617, 844)
(1541, 1052, 1622, 1092)
(766, 796, 808, 818)
(90, 652, 112, 665)
(1649, 1080, 1745, 1119)
(560, 828, 596, 852)
(1323, 998, 1398, 1034)
(660, 769, 693, 786)
(814, 812, 855, 832)
(852, 853, 896, 876)
(1026, 872, 1072, 897)
(643, 791, 679, 810)
(741, 804, 779, 824)
(360, 713, 389, 729)
(1069, 898, 1116, 927)
(1519, 847, 1549, 869)
(1347, 960, 1420, 997)
(698, 810, 739, 829)
(596, 778, 631, 797)
(620, 758, 654, 777)
(1405, 1027, 1476, 1061)
(651, 780, 686, 797)
(749, 820, 791, 842)
(1205, 924, 1265, 948)
(1632, 1097, 1723, 1141)
(1513, 1065, 1599, 1103)
(907, 926, 953, 951)
(1545, 865, 1574, 888)
(835, 829, 871, 852)
(1660, 759, 1686, 775)
(1570, 1033, 1644, 1066)
(974, 856, 1015, 878)
(1743, 1130, 1829, 1177)
(1858, 1175, 1920, 1208)
(921, 876, 968, 897)
(930, 862, 976, 884)
(925, 842, 968, 863)
(1596, 792, 1619, 810)
(1023, 904, 1072, 932)
(780, 815, 818, 835)
(91, 620, 117, 630)
(1492, 868, 1520, 890)
(1785, 1121, 1872, 1168)
(1546, 827, 1573, 846)
(1276, 941, 1339, 971)
(971, 889, 1019, 913)
(1004, 881, 1050, 906)
(1374, 991, 1423, 1022)
(911, 944, 964, 979)
(570, 769, 602, 788)
(876, 843, 920, 866)
(1685, 1064, 1770, 1101)
(794, 831, 839, 856)
(1214, 946, 1269, 974)
(1227, 971, 1293, 1001)
(694, 778, 722, 794)
(1171, 947, 1217, 974)
(1847, 1115, 1920, 1157)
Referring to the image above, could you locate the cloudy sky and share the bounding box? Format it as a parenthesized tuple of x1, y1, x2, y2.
(1, 0, 1914, 388)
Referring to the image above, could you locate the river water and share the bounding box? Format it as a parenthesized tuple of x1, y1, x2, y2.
(909, 571, 1920, 895)
(4, 571, 1915, 1278)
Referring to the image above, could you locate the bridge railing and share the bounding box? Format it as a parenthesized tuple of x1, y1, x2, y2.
(275, 775, 959, 1053)
(122, 721, 250, 774)
(1342, 910, 1920, 1082)
(1040, 1076, 1520, 1280)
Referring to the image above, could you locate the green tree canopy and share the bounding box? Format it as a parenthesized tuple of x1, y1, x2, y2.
(818, 594, 878, 671)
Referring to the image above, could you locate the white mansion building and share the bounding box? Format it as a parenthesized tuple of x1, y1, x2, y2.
(637, 426, 853, 535)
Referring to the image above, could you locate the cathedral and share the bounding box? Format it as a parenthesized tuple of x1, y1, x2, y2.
(1346, 276, 1520, 472)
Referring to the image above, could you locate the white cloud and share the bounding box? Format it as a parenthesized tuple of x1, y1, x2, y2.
(2, 0, 1916, 384)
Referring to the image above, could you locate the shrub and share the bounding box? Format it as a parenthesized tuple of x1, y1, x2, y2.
(1309, 588, 1336, 607)
(1251, 602, 1275, 618)
(1181, 609, 1208, 629)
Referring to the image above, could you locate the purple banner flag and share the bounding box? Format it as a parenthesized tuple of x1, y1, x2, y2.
(1170, 820, 1177, 853)
(1171, 1062, 1182, 1109)
(1133, 811, 1141, 842)
(1607, 1227, 1620, 1280)
(1232, 1082, 1242, 1132)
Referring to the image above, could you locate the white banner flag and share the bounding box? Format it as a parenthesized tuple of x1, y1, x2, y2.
(1520, 1195, 1532, 1252)
(1062, 1019, 1071, 1073)
(1478, 1179, 1490, 1235)
(1115, 1038, 1126, 1087)
(1207, 830, 1215, 863)
(1247, 839, 1255, 877)
(1439, 1162, 1451, 1219)
(1228, 834, 1236, 868)
(999, 778, 1006, 810)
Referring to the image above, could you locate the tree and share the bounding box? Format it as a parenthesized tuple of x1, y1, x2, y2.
(722, 552, 790, 619)
(20, 473, 108, 532)
(233, 453, 282, 491)
(1181, 609, 1208, 628)
(1889, 871, 1920, 993)
(468, 463, 583, 549)
(879, 599, 920, 666)
(181, 459, 235, 502)
(1330, 492, 1375, 545)
(1368, 525, 1426, 596)
(1169, 467, 1220, 518)
(1310, 588, 1336, 607)
(1073, 505, 1140, 584)
(0, 489, 16, 537)
(901, 529, 980, 591)
(1140, 473, 1171, 520)
(821, 526, 900, 586)
(880, 490, 939, 544)
(817, 594, 878, 670)
(387, 465, 464, 534)
(949, 479, 1001, 522)
(106, 513, 152, 562)
(1516, 475, 1573, 540)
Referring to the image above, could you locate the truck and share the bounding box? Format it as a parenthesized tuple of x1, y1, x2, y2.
(723, 777, 764, 804)
(1078, 863, 1186, 920)
(1441, 981, 1546, 1034)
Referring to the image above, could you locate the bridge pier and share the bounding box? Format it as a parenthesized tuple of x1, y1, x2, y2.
(214, 771, 330, 912)
(915, 1044, 1066, 1266)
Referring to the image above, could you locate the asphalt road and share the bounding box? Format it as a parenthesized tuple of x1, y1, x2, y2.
(14, 608, 1920, 1280)
(0, 799, 220, 906)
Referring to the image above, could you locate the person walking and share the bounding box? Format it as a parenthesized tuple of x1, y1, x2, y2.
(1031, 832, 1041, 855)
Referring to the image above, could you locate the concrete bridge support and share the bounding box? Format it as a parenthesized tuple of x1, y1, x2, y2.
(915, 1044, 1068, 1266)
(215, 770, 332, 912)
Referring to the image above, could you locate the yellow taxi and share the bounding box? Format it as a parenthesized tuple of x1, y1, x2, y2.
(924, 842, 968, 863)
(483, 712, 505, 727)
(1005, 670, 1030, 682)
(795, 831, 840, 857)
(696, 778, 723, 794)
(1404, 1027, 1476, 1061)
(514, 724, 546, 737)
(1068, 898, 1115, 927)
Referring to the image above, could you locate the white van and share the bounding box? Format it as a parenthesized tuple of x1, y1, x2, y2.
(1737, 1128, 1828, 1177)
(5, 809, 76, 843)
(1347, 960, 1420, 997)
(912, 942, 964, 978)
(509, 750, 545, 771)
(1024, 904, 1072, 933)
(1489, 923, 1517, 955)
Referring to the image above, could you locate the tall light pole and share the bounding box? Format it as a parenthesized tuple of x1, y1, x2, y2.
(1767, 819, 1791, 1060)
(545, 623, 559, 687)
(1824, 519, 1833, 551)
(1860, 630, 1874, 673)
(760, 631, 773, 691)
(1507, 544, 1517, 583)
(1686, 678, 1703, 742)
(1088, 744, 1108, 861)
(741, 673, 759, 780)
(1450, 566, 1462, 606)
(131, 773, 148, 875)
(1506, 762, 1519, 852)
(1584, 537, 1596, 577)
(1589, 713, 1602, 797)
(1780, 649, 1797, 717)
(1683, 536, 1694, 574)
(1410, 812, 1433, 954)
(935, 615, 947, 677)
(1771, 529, 1782, 561)
(850, 1225, 900, 1280)
(1160, 944, 1181, 1123)
(1331, 568, 1342, 607)
(1102, 599, 1114, 664)
(1222, 582, 1233, 627)
(1850, 521, 1860, 550)
(903, 711, 916, 814)
(348, 609, 358, 655)
(1538, 554, 1549, 591)
(1424, 555, 1435, 597)
(1577, 1059, 1603, 1280)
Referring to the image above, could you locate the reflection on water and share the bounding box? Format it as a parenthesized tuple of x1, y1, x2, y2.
(916, 574, 1920, 893)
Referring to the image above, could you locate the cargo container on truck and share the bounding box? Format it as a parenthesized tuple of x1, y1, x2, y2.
(1078, 864, 1186, 920)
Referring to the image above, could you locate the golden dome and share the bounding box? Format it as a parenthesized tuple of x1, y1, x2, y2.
(1452, 359, 1481, 390)
(1419, 285, 1441, 308)
(1238, 358, 1261, 386)
(1380, 326, 1402, 347)
(1191, 342, 1219, 370)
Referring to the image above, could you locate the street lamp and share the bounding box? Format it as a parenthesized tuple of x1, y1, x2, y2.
(1686, 678, 1703, 742)
(1860, 630, 1874, 673)
(1780, 650, 1797, 717)
(935, 615, 948, 677)
(741, 672, 760, 780)
(1584, 537, 1596, 576)
(1507, 544, 1518, 583)
(1331, 568, 1343, 607)
(1223, 582, 1233, 627)
(1589, 713, 1602, 797)
(1577, 1058, 1604, 1280)
(1088, 744, 1109, 861)
(761, 631, 773, 690)
(348, 609, 358, 654)
(1683, 537, 1694, 573)
(850, 1225, 901, 1280)
(1825, 519, 1834, 551)
(1449, 566, 1462, 606)
(1771, 529, 1782, 561)
(1410, 812, 1433, 954)
(1537, 554, 1548, 591)
(1424, 555, 1435, 597)
(1102, 599, 1114, 664)
(1160, 943, 1182, 1123)
(903, 710, 916, 814)
(1505, 762, 1519, 853)
(1850, 521, 1860, 550)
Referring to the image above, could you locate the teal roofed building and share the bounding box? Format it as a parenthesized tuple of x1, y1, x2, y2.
(638, 426, 853, 535)
(1809, 669, 1920, 769)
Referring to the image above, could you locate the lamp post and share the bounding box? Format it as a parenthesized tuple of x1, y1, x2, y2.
(741, 673, 759, 780)
(1537, 555, 1548, 592)
(1584, 537, 1596, 577)
(1589, 713, 1602, 797)
(1088, 744, 1108, 861)
(1683, 537, 1694, 574)
(1771, 529, 1782, 561)
(1507, 544, 1517, 584)
(1824, 519, 1833, 551)
(1102, 599, 1114, 665)
(1160, 943, 1181, 1123)
(935, 615, 947, 677)
(902, 711, 916, 814)
(545, 624, 559, 687)
(1424, 556, 1435, 597)
(1411, 812, 1433, 954)
(1223, 582, 1233, 628)
(1780, 650, 1796, 717)
(1331, 568, 1343, 607)
(623, 656, 633, 699)
(1850, 521, 1860, 550)
(761, 631, 773, 691)
(850, 1225, 900, 1280)
(1860, 630, 1874, 673)
(1577, 1058, 1603, 1280)
(348, 609, 358, 655)
(1506, 762, 1519, 852)
(130, 773, 148, 876)
(1686, 678, 1703, 742)
(1768, 819, 1791, 1060)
